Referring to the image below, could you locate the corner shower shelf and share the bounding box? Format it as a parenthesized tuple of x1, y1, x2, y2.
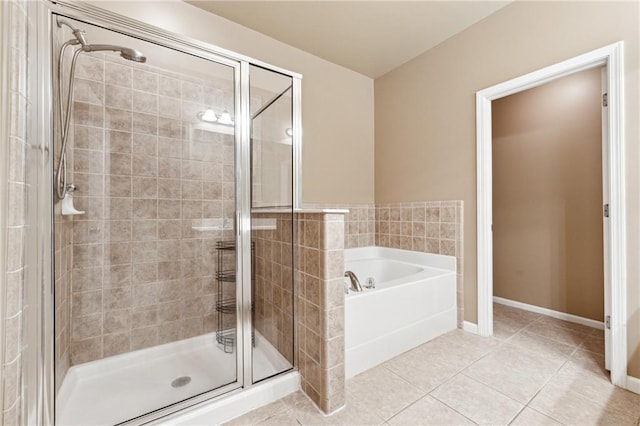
(215, 329, 236, 354)
(215, 240, 255, 353)
(216, 298, 236, 314)
(216, 270, 236, 283)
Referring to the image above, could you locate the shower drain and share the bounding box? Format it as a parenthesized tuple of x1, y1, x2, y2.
(171, 376, 192, 388)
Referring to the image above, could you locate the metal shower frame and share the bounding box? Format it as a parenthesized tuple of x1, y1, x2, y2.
(29, 1, 303, 424)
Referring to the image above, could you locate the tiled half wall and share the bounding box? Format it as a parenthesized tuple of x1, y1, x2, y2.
(311, 201, 464, 327)
(296, 213, 346, 413)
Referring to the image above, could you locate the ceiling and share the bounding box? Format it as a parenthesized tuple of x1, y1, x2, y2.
(186, 1, 511, 78)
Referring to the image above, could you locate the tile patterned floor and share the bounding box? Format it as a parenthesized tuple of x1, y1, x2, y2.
(227, 303, 640, 425)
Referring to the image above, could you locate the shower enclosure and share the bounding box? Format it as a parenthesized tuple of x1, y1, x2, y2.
(36, 2, 301, 424)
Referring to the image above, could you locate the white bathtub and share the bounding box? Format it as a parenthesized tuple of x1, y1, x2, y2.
(345, 246, 457, 378)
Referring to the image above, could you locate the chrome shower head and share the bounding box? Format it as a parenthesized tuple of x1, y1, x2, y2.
(82, 44, 147, 63)
(119, 47, 147, 63)
(57, 17, 147, 64)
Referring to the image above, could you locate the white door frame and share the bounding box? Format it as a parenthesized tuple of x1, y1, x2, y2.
(475, 42, 627, 388)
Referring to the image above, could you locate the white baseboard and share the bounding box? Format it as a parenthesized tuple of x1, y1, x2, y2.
(493, 296, 604, 330)
(463, 321, 478, 334)
(627, 375, 640, 395)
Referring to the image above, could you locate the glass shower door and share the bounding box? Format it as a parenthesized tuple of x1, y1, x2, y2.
(51, 15, 244, 425)
(249, 66, 295, 383)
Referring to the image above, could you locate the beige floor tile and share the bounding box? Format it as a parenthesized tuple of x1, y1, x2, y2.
(313, 402, 386, 426)
(435, 329, 502, 359)
(509, 407, 562, 425)
(579, 333, 605, 355)
(383, 338, 481, 392)
(257, 409, 300, 425)
(546, 361, 640, 421)
(462, 343, 564, 404)
(280, 391, 326, 422)
(569, 348, 607, 376)
(225, 400, 289, 425)
(507, 330, 576, 363)
(387, 395, 475, 425)
(529, 381, 637, 426)
(523, 322, 590, 347)
(282, 389, 385, 426)
(431, 374, 523, 425)
(384, 357, 463, 394)
(535, 316, 597, 334)
(346, 365, 424, 421)
(493, 319, 524, 340)
(493, 303, 542, 323)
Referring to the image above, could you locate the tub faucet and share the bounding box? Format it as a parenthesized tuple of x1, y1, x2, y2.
(345, 270, 363, 292)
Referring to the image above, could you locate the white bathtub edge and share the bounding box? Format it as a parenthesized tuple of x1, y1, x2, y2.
(346, 307, 457, 379)
(345, 246, 455, 272)
(156, 371, 300, 425)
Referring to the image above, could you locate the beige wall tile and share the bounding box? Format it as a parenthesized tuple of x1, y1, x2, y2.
(105, 62, 132, 87)
(133, 69, 158, 93)
(105, 107, 132, 131)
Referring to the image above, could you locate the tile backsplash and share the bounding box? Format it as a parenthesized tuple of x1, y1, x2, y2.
(376, 201, 464, 327)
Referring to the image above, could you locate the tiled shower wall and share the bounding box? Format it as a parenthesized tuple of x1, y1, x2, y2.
(65, 53, 236, 365)
(1, 0, 31, 423)
(375, 201, 464, 326)
(252, 212, 295, 363)
(53, 30, 74, 392)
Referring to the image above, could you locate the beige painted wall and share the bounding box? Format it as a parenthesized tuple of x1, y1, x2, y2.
(492, 68, 604, 321)
(88, 0, 375, 204)
(374, 1, 639, 376)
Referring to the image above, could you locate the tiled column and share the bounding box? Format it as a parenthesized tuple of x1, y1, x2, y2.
(296, 213, 345, 414)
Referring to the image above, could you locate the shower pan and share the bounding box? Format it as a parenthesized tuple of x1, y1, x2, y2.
(31, 2, 302, 425)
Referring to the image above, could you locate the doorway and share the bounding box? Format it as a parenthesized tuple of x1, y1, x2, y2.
(475, 42, 628, 388)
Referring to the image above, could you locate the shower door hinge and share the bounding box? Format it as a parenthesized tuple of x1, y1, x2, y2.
(606, 315, 611, 330)
(603, 93, 608, 107)
(604, 203, 609, 218)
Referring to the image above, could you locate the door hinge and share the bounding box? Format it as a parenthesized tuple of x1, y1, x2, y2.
(606, 315, 611, 330)
(603, 204, 609, 218)
(603, 93, 608, 107)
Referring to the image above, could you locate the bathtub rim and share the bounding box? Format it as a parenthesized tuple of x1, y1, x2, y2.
(344, 246, 456, 297)
(345, 246, 455, 271)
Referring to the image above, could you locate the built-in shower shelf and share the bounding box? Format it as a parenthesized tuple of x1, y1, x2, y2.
(192, 218, 277, 232)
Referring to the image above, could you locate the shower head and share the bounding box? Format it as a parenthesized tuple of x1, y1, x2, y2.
(57, 18, 147, 63)
(120, 47, 147, 63)
(82, 44, 147, 63)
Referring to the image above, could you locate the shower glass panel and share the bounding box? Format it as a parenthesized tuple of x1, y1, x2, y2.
(249, 65, 295, 383)
(52, 15, 241, 425)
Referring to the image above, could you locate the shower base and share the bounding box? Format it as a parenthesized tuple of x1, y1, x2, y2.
(56, 332, 292, 426)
